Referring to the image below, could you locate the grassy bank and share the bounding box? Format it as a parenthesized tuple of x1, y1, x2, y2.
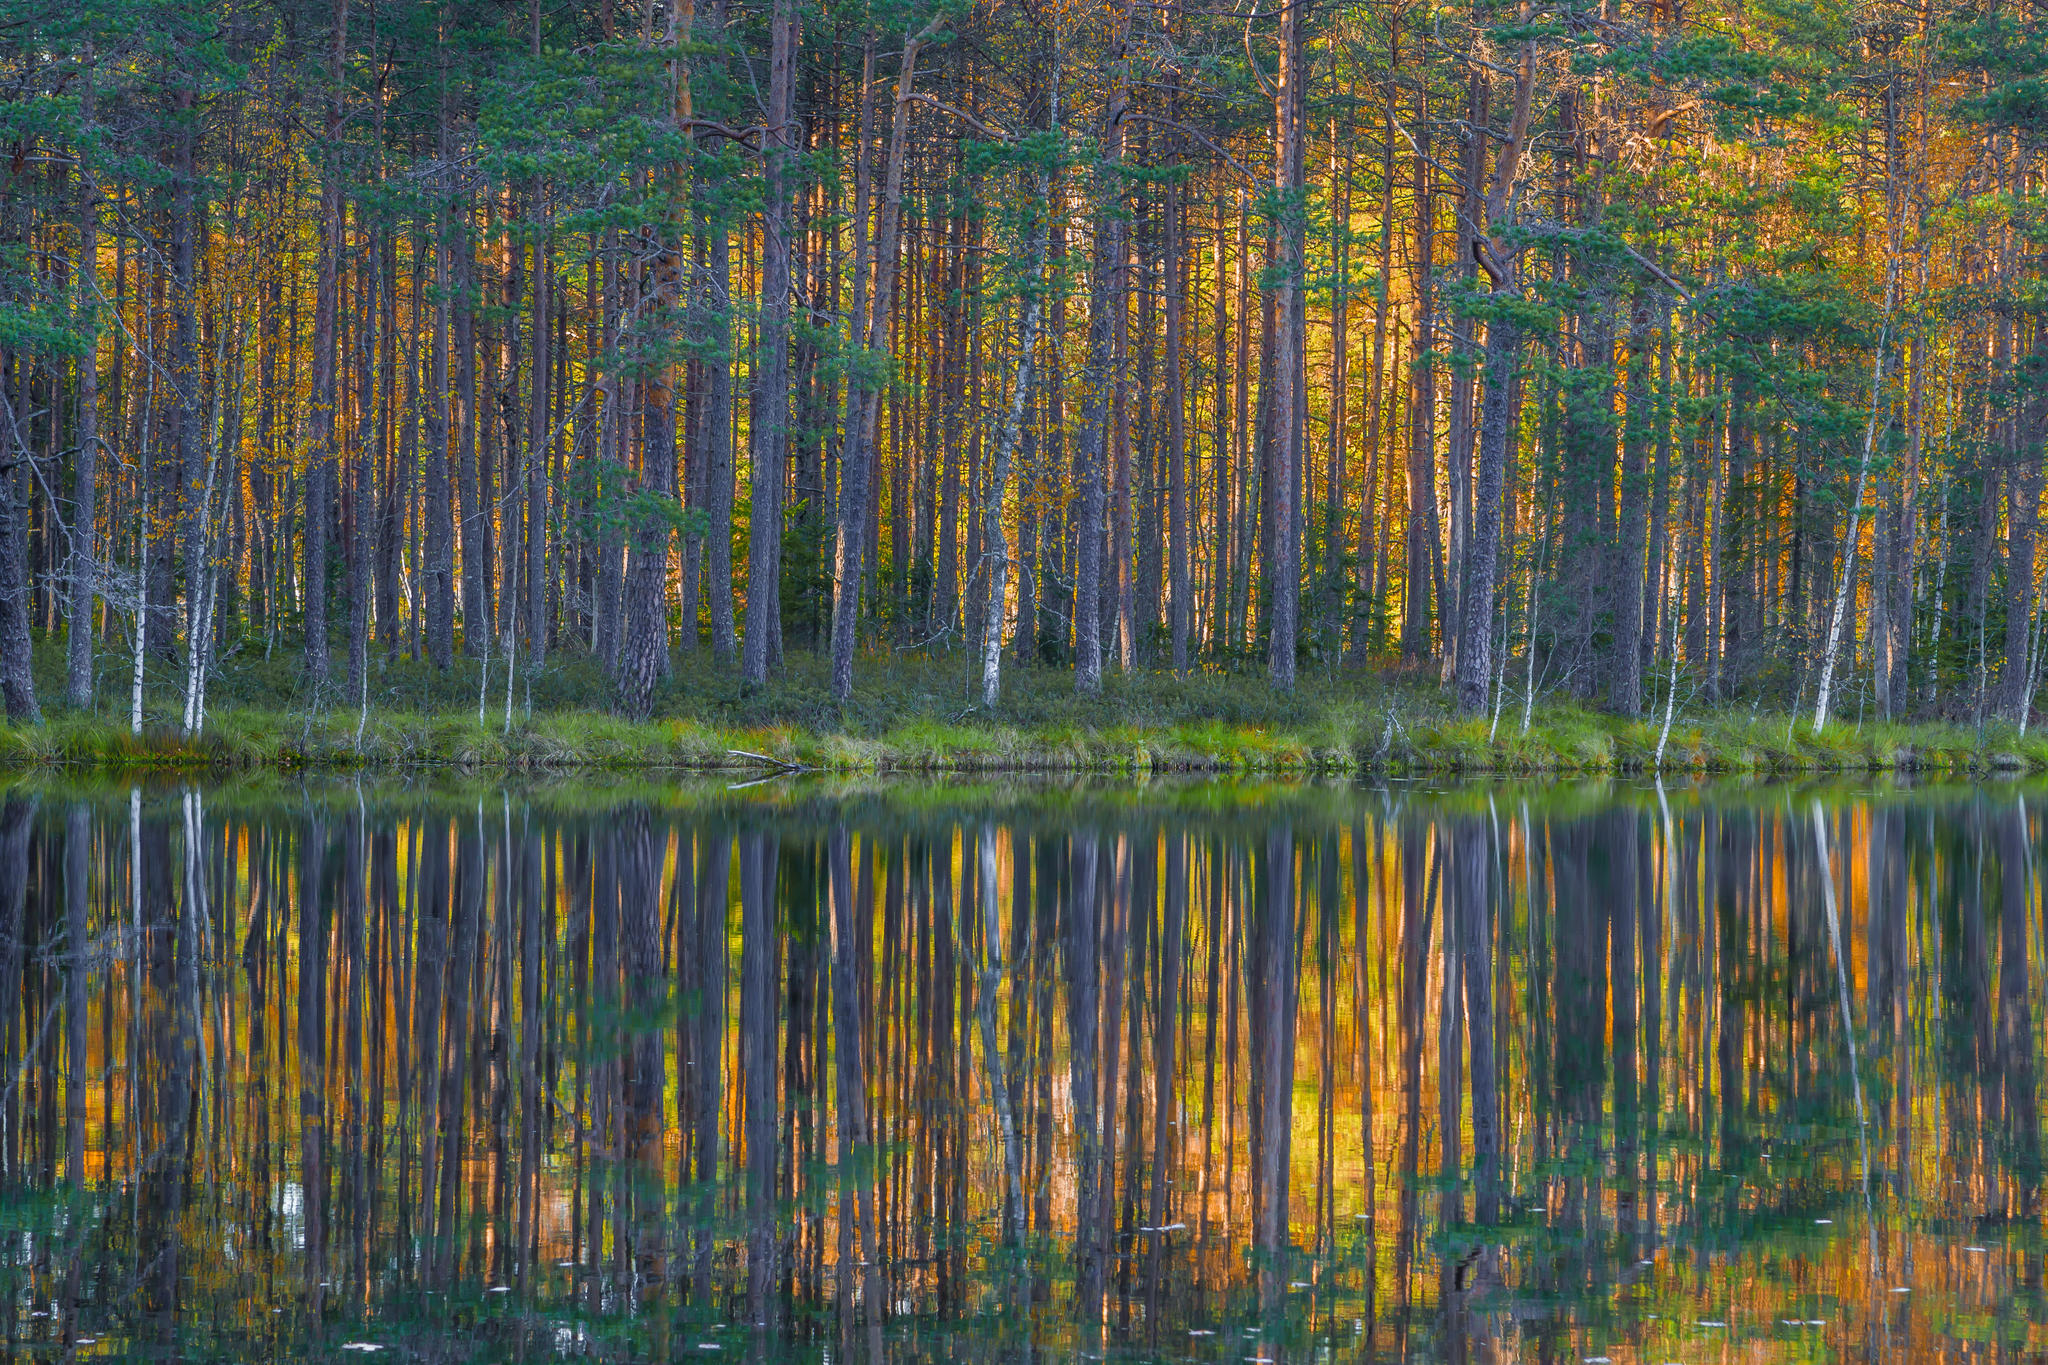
(7, 644, 2046, 776)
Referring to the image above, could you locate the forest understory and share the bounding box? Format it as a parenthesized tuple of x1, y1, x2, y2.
(7, 636, 2045, 777)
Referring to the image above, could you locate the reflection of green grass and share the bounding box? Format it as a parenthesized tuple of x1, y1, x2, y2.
(17, 638, 2048, 775)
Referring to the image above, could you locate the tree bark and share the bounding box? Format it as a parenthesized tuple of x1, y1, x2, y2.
(618, 0, 702, 714)
(979, 149, 1050, 708)
(1166, 178, 1190, 676)
(1456, 315, 1518, 714)
(1609, 295, 1654, 717)
(456, 213, 488, 652)
(303, 0, 348, 688)
(67, 64, 99, 709)
(1073, 89, 1127, 695)
(831, 18, 939, 700)
(1320, 120, 1350, 657)
(525, 220, 550, 671)
(1265, 0, 1305, 689)
(1452, 34, 1533, 714)
(1401, 80, 1436, 665)
(741, 0, 801, 686)
(423, 20, 457, 670)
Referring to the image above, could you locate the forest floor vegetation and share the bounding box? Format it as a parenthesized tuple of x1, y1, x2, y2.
(5, 637, 2045, 778)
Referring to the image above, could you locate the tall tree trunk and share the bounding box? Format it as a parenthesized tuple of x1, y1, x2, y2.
(1401, 80, 1436, 665)
(1877, 333, 1923, 716)
(346, 215, 375, 706)
(1266, 0, 1305, 689)
(67, 64, 99, 709)
(1073, 67, 1128, 696)
(702, 224, 737, 662)
(618, 0, 700, 716)
(1320, 121, 1350, 656)
(979, 148, 1050, 708)
(1456, 315, 1518, 714)
(741, 0, 801, 686)
(1609, 294, 1654, 717)
(2005, 331, 2045, 720)
(422, 19, 456, 670)
(303, 0, 348, 688)
(831, 17, 939, 701)
(456, 215, 488, 652)
(1442, 69, 1488, 684)
(1453, 35, 1532, 714)
(1166, 178, 1190, 676)
(525, 224, 550, 671)
(1348, 36, 1397, 663)
(0, 381, 37, 723)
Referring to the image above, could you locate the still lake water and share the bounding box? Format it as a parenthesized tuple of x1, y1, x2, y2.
(0, 777, 2040, 1362)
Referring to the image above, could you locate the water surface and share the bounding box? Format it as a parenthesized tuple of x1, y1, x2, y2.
(0, 777, 2040, 1361)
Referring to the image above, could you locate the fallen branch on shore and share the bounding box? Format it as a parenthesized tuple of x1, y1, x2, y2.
(727, 747, 807, 773)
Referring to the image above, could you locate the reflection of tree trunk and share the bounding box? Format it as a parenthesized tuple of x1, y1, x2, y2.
(60, 802, 90, 1343)
(1394, 821, 1429, 1342)
(342, 808, 369, 1288)
(739, 830, 781, 1329)
(1868, 809, 1900, 1043)
(1313, 841, 1338, 1259)
(577, 832, 611, 1307)
(1610, 811, 1639, 1248)
(1146, 833, 1186, 1329)
(1999, 803, 2041, 1209)
(1526, 806, 1560, 1362)
(1525, 807, 1552, 1169)
(63, 804, 88, 1189)
(1250, 823, 1297, 1309)
(366, 829, 395, 1257)
(297, 815, 331, 1315)
(1641, 803, 1665, 1254)
(484, 824, 510, 1284)
(436, 819, 482, 1284)
(827, 827, 885, 1344)
(1348, 816, 1377, 1333)
(1714, 813, 1749, 1203)
(1868, 807, 1911, 1190)
(516, 813, 543, 1292)
(622, 812, 668, 1297)
(1962, 810, 1996, 1136)
(977, 824, 1026, 1245)
(1435, 827, 1464, 1365)
(1197, 836, 1223, 1243)
(1456, 819, 1499, 1228)
(1031, 837, 1059, 1241)
(1065, 830, 1103, 1326)
(690, 832, 729, 1305)
(1098, 838, 1131, 1326)
(410, 823, 446, 1251)
(134, 809, 188, 1343)
(0, 797, 31, 1181)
